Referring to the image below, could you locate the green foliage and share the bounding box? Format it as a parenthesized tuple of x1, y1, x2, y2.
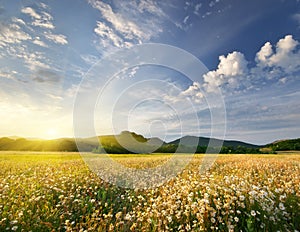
(93, 143, 263, 154)
(268, 138, 300, 151)
(0, 137, 80, 152)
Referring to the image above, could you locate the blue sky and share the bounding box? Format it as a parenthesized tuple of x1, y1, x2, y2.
(0, 0, 300, 144)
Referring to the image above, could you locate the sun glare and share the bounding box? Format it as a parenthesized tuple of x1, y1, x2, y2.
(45, 128, 58, 139)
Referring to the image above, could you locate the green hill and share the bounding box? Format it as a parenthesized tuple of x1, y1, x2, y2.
(0, 137, 79, 151)
(0, 132, 299, 154)
(266, 138, 300, 151)
(168, 136, 259, 148)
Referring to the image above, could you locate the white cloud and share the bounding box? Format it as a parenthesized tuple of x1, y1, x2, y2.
(21, 7, 41, 19)
(32, 20, 55, 29)
(0, 23, 31, 47)
(80, 54, 100, 65)
(89, 1, 145, 43)
(183, 15, 189, 24)
(40, 2, 50, 10)
(270, 35, 299, 70)
(203, 51, 248, 92)
(23, 52, 51, 70)
(256, 42, 273, 64)
(256, 35, 300, 73)
(32, 11, 55, 29)
(32, 37, 48, 47)
(12, 17, 26, 25)
(94, 21, 123, 48)
(128, 66, 139, 78)
(217, 52, 247, 76)
(203, 35, 300, 94)
(137, 0, 165, 17)
(0, 70, 16, 80)
(21, 6, 55, 30)
(159, 82, 205, 106)
(194, 3, 202, 15)
(180, 82, 204, 103)
(44, 32, 68, 45)
(89, 0, 165, 49)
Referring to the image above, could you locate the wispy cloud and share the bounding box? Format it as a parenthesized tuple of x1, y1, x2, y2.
(20, 4, 68, 46)
(193, 3, 202, 15)
(21, 7, 41, 19)
(22, 6, 55, 29)
(0, 69, 17, 80)
(44, 32, 68, 45)
(32, 37, 48, 47)
(292, 13, 300, 28)
(0, 22, 31, 47)
(33, 69, 63, 83)
(88, 0, 165, 50)
(89, 0, 147, 43)
(94, 21, 123, 48)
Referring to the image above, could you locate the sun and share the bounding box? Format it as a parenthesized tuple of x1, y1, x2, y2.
(45, 128, 58, 139)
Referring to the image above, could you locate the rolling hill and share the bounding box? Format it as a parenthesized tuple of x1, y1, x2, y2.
(169, 135, 259, 148)
(265, 138, 300, 151)
(0, 131, 299, 153)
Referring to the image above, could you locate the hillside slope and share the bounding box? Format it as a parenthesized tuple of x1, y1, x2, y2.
(1, 132, 298, 153)
(266, 138, 300, 151)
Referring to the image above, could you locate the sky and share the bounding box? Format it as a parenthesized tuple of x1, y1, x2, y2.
(0, 0, 300, 145)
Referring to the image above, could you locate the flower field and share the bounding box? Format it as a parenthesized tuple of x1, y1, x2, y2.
(0, 152, 299, 231)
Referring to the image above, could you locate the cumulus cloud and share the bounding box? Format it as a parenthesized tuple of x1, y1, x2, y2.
(203, 51, 248, 92)
(256, 35, 300, 73)
(180, 82, 204, 103)
(203, 35, 300, 94)
(159, 82, 204, 106)
(256, 42, 273, 64)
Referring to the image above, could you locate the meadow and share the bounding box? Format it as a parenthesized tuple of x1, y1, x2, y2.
(0, 152, 299, 231)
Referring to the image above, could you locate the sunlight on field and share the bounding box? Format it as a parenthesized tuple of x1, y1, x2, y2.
(0, 152, 299, 231)
(109, 153, 173, 169)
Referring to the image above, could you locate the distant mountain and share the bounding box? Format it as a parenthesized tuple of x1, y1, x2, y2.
(0, 132, 298, 153)
(168, 135, 260, 149)
(92, 131, 165, 154)
(0, 131, 164, 153)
